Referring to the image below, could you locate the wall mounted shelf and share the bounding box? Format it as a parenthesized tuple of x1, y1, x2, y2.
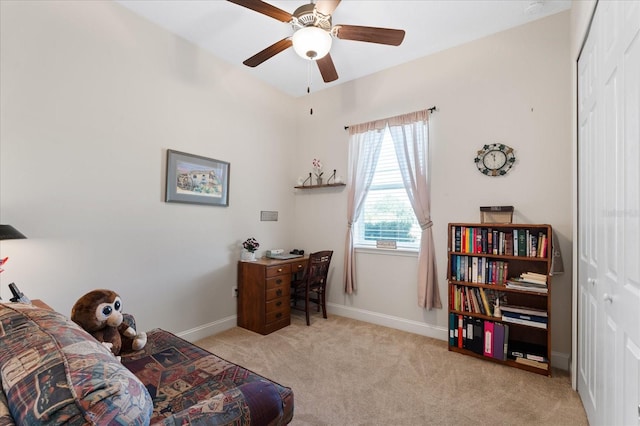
(294, 183, 346, 189)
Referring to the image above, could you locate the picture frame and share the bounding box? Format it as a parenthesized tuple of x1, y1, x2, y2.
(165, 149, 230, 206)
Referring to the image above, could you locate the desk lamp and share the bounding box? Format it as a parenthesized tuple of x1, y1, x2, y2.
(0, 225, 27, 301)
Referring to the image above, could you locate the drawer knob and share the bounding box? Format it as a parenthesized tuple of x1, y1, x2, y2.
(276, 289, 282, 296)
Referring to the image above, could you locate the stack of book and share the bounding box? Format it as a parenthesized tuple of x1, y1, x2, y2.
(508, 342, 549, 370)
(505, 271, 548, 293)
(448, 314, 509, 361)
(450, 226, 548, 258)
(500, 304, 548, 329)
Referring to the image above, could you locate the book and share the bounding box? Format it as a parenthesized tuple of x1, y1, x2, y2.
(504, 232, 513, 256)
(492, 322, 505, 360)
(479, 288, 492, 316)
(508, 278, 547, 287)
(538, 233, 548, 258)
(481, 228, 488, 253)
(508, 341, 547, 361)
(520, 272, 547, 284)
(500, 304, 548, 317)
(514, 357, 549, 370)
(501, 316, 547, 329)
(518, 231, 527, 256)
(470, 256, 478, 283)
(471, 317, 484, 355)
(502, 324, 509, 361)
(470, 288, 481, 314)
(449, 312, 456, 346)
(502, 310, 548, 324)
(530, 233, 538, 257)
(474, 288, 486, 315)
(454, 226, 461, 252)
(515, 276, 547, 285)
(483, 321, 494, 357)
(505, 280, 548, 293)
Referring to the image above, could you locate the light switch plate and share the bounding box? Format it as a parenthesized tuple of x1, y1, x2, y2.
(260, 211, 278, 221)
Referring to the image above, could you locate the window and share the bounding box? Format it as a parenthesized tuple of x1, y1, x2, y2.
(354, 128, 420, 249)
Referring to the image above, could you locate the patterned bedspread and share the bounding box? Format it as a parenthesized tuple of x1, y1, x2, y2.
(121, 328, 294, 425)
(0, 303, 152, 425)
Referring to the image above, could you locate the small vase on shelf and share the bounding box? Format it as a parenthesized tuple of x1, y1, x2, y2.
(241, 250, 256, 261)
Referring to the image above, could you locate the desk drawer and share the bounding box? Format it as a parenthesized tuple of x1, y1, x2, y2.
(266, 298, 289, 324)
(266, 284, 289, 301)
(266, 297, 289, 314)
(290, 260, 306, 275)
(266, 264, 290, 277)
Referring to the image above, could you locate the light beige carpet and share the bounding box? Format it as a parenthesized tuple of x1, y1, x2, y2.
(196, 313, 588, 426)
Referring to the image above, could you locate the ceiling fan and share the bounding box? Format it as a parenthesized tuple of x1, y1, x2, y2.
(227, 0, 406, 83)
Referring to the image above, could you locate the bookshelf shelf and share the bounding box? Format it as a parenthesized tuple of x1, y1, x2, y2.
(447, 222, 553, 376)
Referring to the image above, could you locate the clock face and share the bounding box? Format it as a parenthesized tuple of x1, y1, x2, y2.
(475, 143, 516, 176)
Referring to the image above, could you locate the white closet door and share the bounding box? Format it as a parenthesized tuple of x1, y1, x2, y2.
(578, 2, 640, 425)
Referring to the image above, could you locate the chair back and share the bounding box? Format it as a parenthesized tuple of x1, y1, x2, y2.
(304, 250, 333, 290)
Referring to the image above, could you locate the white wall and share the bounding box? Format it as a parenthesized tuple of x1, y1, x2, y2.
(0, 0, 298, 336)
(292, 11, 573, 365)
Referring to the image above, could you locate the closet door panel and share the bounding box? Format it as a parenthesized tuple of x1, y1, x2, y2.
(578, 9, 603, 421)
(620, 3, 640, 423)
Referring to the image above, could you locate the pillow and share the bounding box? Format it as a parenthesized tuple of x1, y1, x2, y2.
(0, 303, 152, 425)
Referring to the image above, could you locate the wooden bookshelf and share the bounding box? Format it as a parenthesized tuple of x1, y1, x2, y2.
(447, 223, 552, 376)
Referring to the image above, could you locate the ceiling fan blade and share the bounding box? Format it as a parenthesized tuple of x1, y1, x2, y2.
(317, 54, 338, 83)
(243, 38, 293, 67)
(315, 0, 341, 16)
(227, 0, 292, 22)
(335, 25, 405, 46)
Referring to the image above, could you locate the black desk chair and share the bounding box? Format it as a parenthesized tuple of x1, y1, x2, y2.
(291, 250, 333, 326)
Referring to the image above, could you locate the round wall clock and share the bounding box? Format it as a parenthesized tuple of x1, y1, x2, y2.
(474, 143, 516, 176)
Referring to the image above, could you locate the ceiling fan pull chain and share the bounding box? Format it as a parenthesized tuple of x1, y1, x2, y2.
(307, 61, 313, 115)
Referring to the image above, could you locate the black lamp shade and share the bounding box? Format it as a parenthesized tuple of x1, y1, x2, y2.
(0, 225, 27, 240)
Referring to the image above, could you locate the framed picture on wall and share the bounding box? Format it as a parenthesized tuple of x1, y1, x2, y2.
(165, 149, 230, 206)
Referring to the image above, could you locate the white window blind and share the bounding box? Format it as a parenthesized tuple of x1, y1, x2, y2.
(354, 129, 420, 249)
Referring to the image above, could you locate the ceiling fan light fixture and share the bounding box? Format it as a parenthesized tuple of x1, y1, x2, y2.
(292, 26, 332, 60)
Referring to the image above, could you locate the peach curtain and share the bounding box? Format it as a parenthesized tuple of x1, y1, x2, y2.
(344, 110, 441, 309)
(343, 123, 384, 294)
(388, 111, 442, 309)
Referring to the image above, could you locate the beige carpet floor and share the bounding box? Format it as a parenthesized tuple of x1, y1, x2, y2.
(196, 313, 588, 426)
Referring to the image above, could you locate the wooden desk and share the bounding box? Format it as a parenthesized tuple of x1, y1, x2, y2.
(237, 256, 307, 335)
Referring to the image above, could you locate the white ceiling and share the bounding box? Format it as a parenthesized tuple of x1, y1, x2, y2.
(116, 0, 571, 98)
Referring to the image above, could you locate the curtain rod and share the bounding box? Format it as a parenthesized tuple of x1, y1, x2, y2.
(344, 106, 437, 130)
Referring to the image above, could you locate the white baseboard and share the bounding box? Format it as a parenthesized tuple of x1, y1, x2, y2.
(327, 303, 449, 341)
(176, 315, 237, 342)
(551, 350, 570, 371)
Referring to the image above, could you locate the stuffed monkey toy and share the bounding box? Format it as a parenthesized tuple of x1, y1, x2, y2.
(71, 289, 147, 358)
